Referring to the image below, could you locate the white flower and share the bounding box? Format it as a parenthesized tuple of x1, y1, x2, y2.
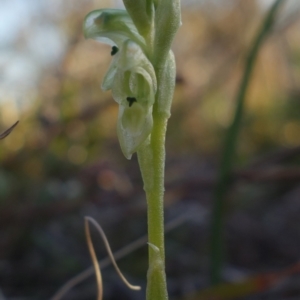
(83, 9, 157, 159)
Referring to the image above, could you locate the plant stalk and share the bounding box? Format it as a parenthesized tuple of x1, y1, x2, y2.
(210, 0, 286, 285)
(137, 105, 169, 300)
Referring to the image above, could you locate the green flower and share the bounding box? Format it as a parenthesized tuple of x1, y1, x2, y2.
(83, 9, 157, 159)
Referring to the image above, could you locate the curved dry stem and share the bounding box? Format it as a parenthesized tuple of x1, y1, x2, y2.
(50, 212, 189, 300)
(85, 217, 141, 292)
(85, 218, 103, 300)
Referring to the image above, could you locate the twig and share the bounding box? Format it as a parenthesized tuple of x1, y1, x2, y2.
(0, 121, 19, 140)
(50, 212, 189, 300)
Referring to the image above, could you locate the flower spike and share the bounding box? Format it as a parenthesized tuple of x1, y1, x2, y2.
(83, 3, 178, 161)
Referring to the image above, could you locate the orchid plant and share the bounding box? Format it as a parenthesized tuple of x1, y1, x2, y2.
(83, 1, 180, 299)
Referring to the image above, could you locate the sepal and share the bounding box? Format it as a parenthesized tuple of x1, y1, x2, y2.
(101, 58, 118, 90)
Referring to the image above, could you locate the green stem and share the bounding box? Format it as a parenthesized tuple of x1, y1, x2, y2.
(137, 107, 169, 300)
(136, 26, 175, 300)
(210, 0, 286, 285)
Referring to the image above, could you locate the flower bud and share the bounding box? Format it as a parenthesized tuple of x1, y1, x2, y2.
(153, 0, 181, 68)
(156, 51, 176, 118)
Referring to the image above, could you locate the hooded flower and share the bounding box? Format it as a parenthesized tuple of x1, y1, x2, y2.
(83, 9, 156, 159)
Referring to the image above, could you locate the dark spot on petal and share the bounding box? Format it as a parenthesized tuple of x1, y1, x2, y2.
(111, 46, 119, 56)
(126, 97, 137, 107)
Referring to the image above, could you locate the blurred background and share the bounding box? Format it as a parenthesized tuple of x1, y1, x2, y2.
(1, 0, 300, 299)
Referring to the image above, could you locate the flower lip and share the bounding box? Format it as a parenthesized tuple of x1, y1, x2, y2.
(117, 103, 153, 159)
